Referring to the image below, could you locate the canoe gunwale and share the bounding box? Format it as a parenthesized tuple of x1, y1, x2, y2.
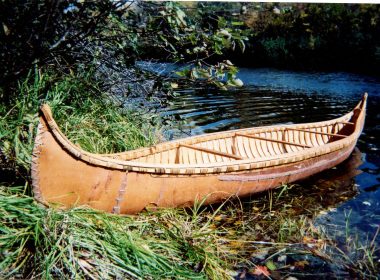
(37, 94, 367, 175)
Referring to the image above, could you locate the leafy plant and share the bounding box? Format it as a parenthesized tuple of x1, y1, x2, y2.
(143, 2, 249, 88)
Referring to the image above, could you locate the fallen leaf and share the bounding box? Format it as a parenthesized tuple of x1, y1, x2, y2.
(208, 224, 217, 229)
(227, 230, 236, 235)
(239, 269, 247, 278)
(266, 260, 277, 271)
(252, 265, 270, 276)
(229, 240, 244, 248)
(213, 215, 224, 221)
(303, 236, 317, 243)
(2, 23, 10, 36)
(294, 260, 309, 269)
(252, 248, 269, 260)
(78, 259, 93, 270)
(255, 224, 263, 230)
(228, 270, 239, 277)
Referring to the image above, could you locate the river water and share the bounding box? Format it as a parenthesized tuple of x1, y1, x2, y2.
(149, 66, 380, 243)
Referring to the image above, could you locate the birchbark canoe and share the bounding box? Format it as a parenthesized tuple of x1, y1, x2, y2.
(32, 93, 367, 214)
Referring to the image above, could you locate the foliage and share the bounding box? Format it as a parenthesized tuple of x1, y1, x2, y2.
(141, 2, 248, 87)
(0, 0, 249, 99)
(240, 3, 380, 73)
(0, 0, 122, 88)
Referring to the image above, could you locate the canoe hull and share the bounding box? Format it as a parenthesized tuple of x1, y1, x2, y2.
(33, 117, 358, 214)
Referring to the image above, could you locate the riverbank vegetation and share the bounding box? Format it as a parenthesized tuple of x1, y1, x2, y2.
(244, 3, 380, 74)
(143, 3, 380, 75)
(1, 1, 379, 279)
(0, 70, 158, 180)
(2, 174, 379, 278)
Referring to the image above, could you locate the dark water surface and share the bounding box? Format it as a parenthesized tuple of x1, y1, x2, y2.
(158, 67, 380, 243)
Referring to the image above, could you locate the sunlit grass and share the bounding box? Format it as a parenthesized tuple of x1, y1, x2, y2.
(1, 181, 378, 279)
(0, 185, 235, 279)
(0, 69, 158, 178)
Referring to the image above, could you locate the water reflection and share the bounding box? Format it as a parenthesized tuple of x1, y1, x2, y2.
(162, 88, 357, 139)
(238, 67, 380, 97)
(235, 148, 362, 217)
(298, 148, 362, 211)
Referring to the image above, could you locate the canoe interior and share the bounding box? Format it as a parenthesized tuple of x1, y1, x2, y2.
(104, 112, 356, 165)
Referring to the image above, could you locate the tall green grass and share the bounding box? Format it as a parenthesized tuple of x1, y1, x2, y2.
(0, 186, 234, 279)
(1, 182, 379, 278)
(0, 69, 158, 178)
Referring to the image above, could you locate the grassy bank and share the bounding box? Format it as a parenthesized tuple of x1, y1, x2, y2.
(1, 181, 378, 279)
(1, 70, 379, 279)
(0, 69, 158, 179)
(0, 186, 232, 279)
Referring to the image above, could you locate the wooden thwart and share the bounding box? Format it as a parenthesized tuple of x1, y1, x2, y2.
(285, 127, 348, 138)
(236, 133, 312, 148)
(338, 121, 355, 125)
(180, 143, 244, 160)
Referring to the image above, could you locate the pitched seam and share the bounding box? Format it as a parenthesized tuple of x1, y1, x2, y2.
(112, 171, 128, 214)
(31, 122, 45, 201)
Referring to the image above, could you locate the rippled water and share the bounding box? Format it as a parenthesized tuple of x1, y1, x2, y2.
(156, 67, 380, 241)
(162, 88, 359, 138)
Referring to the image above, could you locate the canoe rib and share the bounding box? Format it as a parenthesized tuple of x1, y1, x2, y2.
(219, 142, 355, 182)
(338, 121, 355, 126)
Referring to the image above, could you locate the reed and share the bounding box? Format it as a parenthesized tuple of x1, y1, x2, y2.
(0, 69, 228, 276)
